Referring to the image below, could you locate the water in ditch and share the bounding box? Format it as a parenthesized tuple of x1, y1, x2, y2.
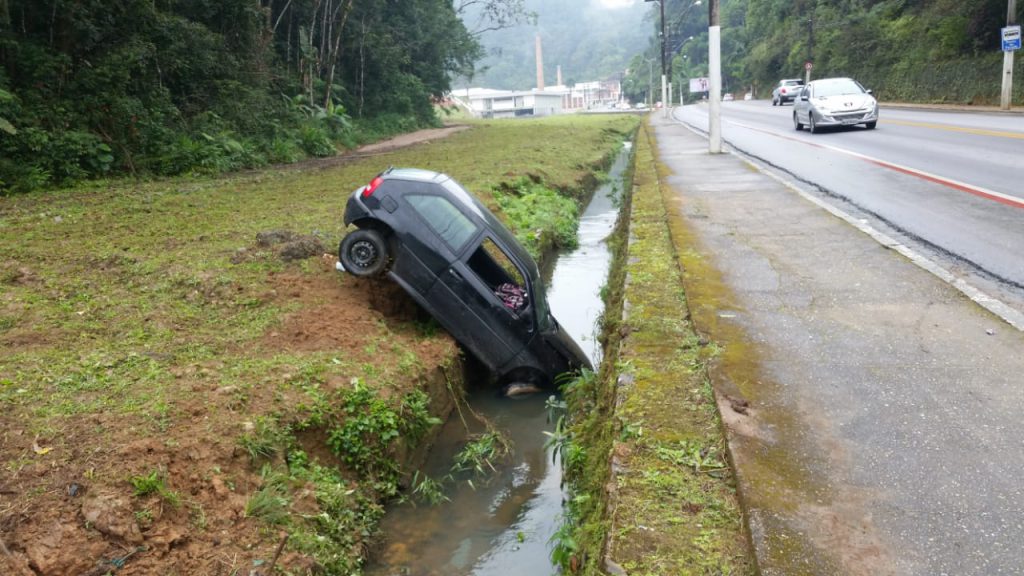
(364, 142, 631, 576)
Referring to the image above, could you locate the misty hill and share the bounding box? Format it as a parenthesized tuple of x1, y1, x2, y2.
(460, 0, 652, 89)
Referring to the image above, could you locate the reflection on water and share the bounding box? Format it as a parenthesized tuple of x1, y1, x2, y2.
(364, 393, 563, 576)
(364, 142, 632, 576)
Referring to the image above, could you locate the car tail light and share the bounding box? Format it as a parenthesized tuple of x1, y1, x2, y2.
(362, 176, 383, 198)
(781, 88, 788, 94)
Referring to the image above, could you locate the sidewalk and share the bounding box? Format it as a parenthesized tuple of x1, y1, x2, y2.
(647, 113, 1024, 575)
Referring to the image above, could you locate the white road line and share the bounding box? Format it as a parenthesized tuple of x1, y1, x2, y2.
(668, 108, 1024, 332)
(727, 118, 1024, 209)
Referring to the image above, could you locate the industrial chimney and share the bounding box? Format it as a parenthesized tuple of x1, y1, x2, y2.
(557, 65, 563, 87)
(535, 34, 545, 90)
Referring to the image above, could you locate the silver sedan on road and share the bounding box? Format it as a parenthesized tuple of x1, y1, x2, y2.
(793, 77, 878, 133)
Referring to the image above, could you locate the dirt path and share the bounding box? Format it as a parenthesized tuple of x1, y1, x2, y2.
(282, 124, 472, 173)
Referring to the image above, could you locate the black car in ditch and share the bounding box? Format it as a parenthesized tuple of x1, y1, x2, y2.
(338, 167, 592, 386)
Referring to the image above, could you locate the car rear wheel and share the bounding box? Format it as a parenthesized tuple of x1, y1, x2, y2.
(339, 229, 389, 277)
(772, 97, 778, 106)
(793, 112, 803, 131)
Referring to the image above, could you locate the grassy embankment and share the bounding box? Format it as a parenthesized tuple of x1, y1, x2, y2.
(0, 114, 638, 575)
(560, 121, 754, 575)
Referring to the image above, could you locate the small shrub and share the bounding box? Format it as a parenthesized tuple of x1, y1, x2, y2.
(299, 124, 336, 157)
(238, 416, 287, 462)
(326, 382, 440, 481)
(410, 471, 449, 506)
(451, 430, 510, 479)
(245, 464, 291, 525)
(129, 469, 180, 507)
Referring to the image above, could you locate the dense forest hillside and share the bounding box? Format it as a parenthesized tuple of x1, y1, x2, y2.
(0, 0, 480, 193)
(458, 0, 651, 89)
(2, 0, 1022, 192)
(623, 0, 1023, 106)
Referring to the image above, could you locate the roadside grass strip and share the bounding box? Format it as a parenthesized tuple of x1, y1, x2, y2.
(603, 121, 754, 575)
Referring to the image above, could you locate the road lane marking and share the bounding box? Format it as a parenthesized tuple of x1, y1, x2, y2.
(726, 119, 1024, 210)
(882, 118, 1024, 139)
(670, 107, 1024, 332)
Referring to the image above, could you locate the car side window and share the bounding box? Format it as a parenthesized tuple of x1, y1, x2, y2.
(467, 238, 529, 314)
(406, 194, 479, 252)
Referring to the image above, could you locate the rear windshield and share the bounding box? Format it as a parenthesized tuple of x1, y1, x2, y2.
(783, 80, 802, 87)
(406, 194, 479, 252)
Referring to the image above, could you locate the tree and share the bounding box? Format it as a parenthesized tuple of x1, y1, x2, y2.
(455, 0, 537, 36)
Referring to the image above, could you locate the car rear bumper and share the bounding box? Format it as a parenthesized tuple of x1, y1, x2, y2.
(343, 190, 373, 226)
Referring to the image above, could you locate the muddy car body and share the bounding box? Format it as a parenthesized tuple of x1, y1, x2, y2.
(338, 167, 592, 386)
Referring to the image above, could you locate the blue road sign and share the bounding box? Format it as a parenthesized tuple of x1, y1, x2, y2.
(1003, 25, 1021, 52)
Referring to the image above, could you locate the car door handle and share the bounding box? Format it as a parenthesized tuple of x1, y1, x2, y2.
(449, 268, 464, 282)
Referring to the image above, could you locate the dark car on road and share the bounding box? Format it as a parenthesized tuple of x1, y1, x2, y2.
(338, 167, 592, 387)
(771, 78, 804, 106)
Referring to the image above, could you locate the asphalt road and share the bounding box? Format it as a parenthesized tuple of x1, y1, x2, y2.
(675, 101, 1024, 319)
(649, 108, 1024, 575)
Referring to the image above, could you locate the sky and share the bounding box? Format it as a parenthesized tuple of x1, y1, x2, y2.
(597, 0, 638, 8)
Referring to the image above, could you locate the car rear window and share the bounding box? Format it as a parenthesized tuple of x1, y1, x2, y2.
(406, 194, 479, 252)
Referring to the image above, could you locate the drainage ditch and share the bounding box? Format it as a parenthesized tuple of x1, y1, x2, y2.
(365, 141, 633, 576)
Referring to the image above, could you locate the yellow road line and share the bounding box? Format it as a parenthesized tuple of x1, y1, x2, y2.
(883, 118, 1024, 139)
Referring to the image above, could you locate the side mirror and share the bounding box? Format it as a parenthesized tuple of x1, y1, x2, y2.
(866, 89, 873, 95)
(800, 94, 809, 101)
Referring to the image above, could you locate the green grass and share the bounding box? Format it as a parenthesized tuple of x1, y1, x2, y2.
(0, 114, 640, 572)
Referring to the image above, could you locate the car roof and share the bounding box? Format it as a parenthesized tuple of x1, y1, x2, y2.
(382, 167, 447, 183)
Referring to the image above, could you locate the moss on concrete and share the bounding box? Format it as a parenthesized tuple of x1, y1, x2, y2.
(566, 121, 754, 575)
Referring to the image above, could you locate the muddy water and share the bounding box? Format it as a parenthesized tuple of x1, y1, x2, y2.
(365, 143, 632, 576)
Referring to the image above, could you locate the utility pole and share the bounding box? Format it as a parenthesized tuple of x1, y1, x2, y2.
(644, 0, 668, 116)
(708, 0, 722, 153)
(1001, 0, 1017, 110)
(659, 0, 667, 117)
(805, 17, 814, 84)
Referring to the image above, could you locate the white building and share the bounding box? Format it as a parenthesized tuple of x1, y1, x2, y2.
(459, 88, 566, 119)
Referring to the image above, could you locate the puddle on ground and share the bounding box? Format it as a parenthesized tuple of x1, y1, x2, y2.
(365, 142, 632, 576)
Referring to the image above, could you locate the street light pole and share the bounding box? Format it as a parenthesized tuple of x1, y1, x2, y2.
(645, 0, 668, 117)
(708, 0, 721, 153)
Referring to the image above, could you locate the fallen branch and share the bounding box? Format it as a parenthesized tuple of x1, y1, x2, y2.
(269, 532, 289, 572)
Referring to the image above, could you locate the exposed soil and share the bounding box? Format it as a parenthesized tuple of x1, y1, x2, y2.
(0, 256, 457, 576)
(0, 127, 466, 576)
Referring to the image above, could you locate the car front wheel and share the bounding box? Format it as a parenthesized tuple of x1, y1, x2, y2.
(339, 229, 389, 277)
(793, 112, 803, 131)
(809, 115, 818, 134)
(866, 121, 877, 130)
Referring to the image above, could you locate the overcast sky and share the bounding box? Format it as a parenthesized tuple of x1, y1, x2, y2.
(597, 0, 639, 8)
